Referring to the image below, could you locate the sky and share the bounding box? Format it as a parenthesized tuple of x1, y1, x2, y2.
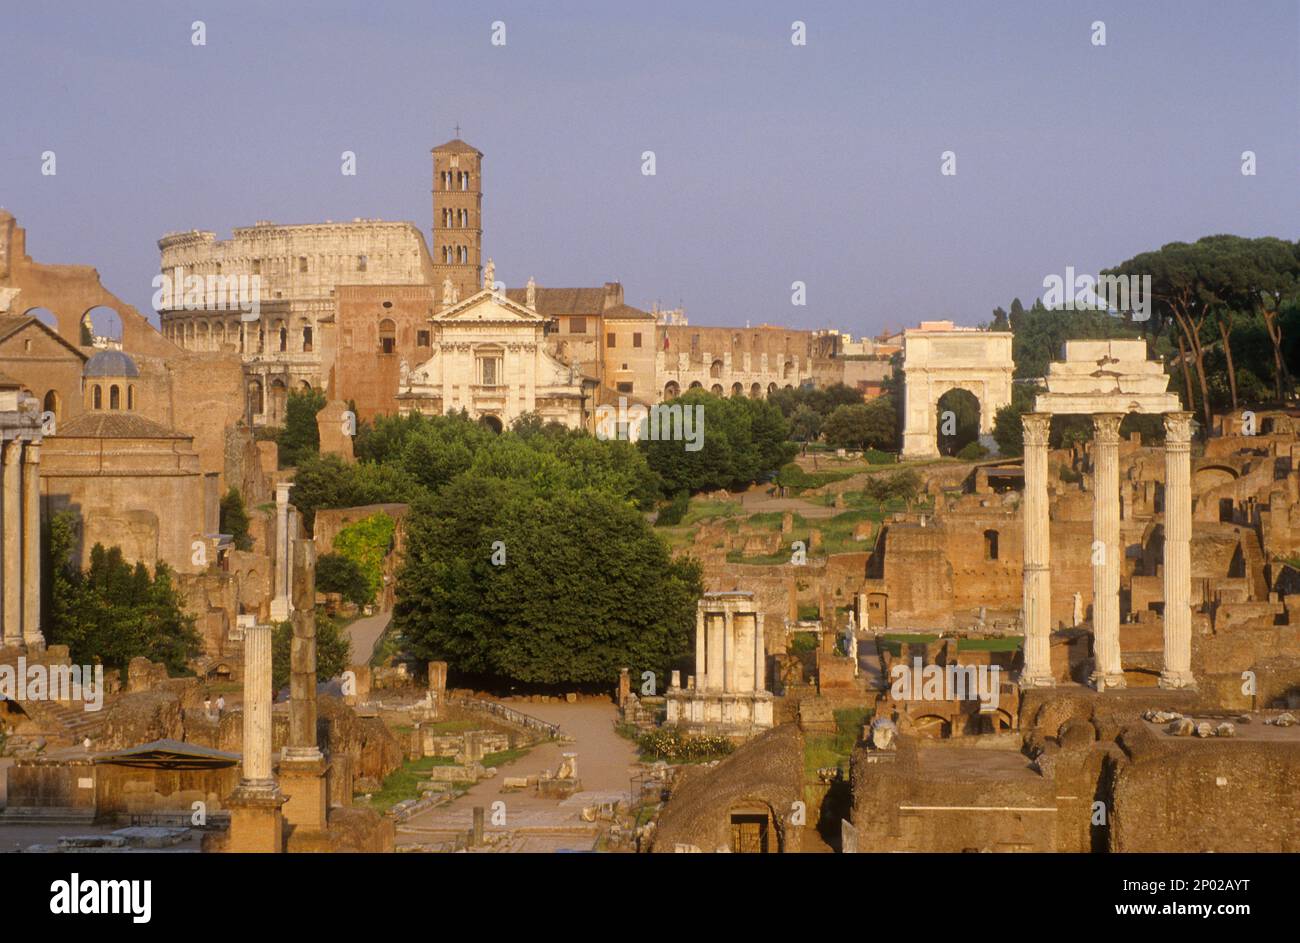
(3, 0, 1297, 337)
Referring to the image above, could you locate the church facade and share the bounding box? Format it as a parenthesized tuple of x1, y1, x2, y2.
(396, 269, 596, 430)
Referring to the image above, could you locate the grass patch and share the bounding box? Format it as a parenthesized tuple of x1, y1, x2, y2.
(355, 755, 457, 811)
(803, 707, 872, 778)
(482, 746, 533, 768)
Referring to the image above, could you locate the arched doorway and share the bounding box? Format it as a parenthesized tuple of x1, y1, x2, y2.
(480, 414, 504, 434)
(663, 381, 680, 400)
(82, 305, 123, 346)
(935, 388, 980, 456)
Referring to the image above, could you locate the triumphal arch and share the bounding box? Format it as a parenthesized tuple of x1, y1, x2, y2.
(1019, 339, 1194, 691)
(900, 323, 1014, 459)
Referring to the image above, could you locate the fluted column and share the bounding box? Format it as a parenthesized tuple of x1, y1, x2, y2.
(1160, 412, 1196, 689)
(722, 609, 734, 692)
(2, 440, 21, 648)
(1020, 413, 1054, 686)
(1090, 414, 1125, 689)
(269, 482, 292, 621)
(754, 611, 765, 693)
(694, 607, 706, 685)
(241, 623, 275, 787)
(22, 441, 42, 649)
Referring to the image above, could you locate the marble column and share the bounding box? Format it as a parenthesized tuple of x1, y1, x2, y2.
(1090, 414, 1125, 689)
(694, 608, 706, 688)
(269, 482, 293, 621)
(722, 609, 734, 693)
(226, 619, 285, 853)
(242, 623, 275, 786)
(2, 440, 21, 648)
(1160, 412, 1196, 689)
(281, 537, 329, 831)
(1020, 413, 1054, 686)
(706, 613, 724, 691)
(754, 611, 765, 694)
(21, 441, 42, 649)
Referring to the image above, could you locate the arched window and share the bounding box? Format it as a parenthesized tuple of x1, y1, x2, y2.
(710, 359, 723, 378)
(249, 380, 264, 416)
(663, 381, 680, 400)
(302, 326, 313, 352)
(379, 319, 396, 354)
(92, 385, 102, 409)
(278, 326, 287, 352)
(109, 385, 120, 409)
(127, 385, 135, 410)
(43, 389, 60, 420)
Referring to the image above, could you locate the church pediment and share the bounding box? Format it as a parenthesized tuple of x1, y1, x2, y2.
(433, 289, 543, 324)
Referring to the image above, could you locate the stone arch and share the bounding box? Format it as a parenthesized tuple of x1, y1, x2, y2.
(710, 359, 723, 379)
(688, 380, 703, 390)
(750, 383, 762, 399)
(83, 305, 123, 344)
(710, 384, 724, 396)
(43, 389, 60, 420)
(731, 382, 743, 397)
(767, 382, 777, 396)
(663, 381, 680, 400)
(911, 714, 951, 739)
(935, 386, 982, 456)
(901, 328, 1013, 459)
(480, 414, 503, 434)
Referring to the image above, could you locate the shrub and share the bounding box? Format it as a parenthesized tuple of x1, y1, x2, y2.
(656, 490, 690, 527)
(636, 726, 734, 763)
(316, 552, 371, 605)
(956, 441, 989, 461)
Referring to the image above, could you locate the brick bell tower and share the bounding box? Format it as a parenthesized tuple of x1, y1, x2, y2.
(431, 135, 483, 300)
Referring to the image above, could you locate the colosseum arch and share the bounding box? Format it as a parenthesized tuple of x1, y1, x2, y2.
(901, 326, 1013, 459)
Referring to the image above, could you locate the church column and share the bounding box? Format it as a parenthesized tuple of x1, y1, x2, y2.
(1020, 413, 1054, 686)
(2, 440, 21, 648)
(1160, 412, 1196, 689)
(754, 611, 766, 693)
(1090, 414, 1125, 689)
(22, 441, 42, 649)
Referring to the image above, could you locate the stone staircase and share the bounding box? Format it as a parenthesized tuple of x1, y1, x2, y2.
(0, 647, 109, 746)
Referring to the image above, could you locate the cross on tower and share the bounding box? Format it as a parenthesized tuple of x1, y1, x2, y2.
(453, 123, 461, 138)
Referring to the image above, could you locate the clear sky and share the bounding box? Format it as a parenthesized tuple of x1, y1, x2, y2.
(3, 0, 1297, 336)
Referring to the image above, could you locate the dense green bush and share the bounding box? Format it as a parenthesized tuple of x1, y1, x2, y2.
(315, 552, 371, 605)
(656, 490, 690, 527)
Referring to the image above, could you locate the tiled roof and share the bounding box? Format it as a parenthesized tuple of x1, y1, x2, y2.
(56, 412, 188, 439)
(601, 303, 655, 321)
(504, 287, 608, 316)
(431, 138, 483, 156)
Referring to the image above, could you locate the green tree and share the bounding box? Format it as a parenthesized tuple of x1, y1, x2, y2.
(219, 488, 253, 551)
(639, 391, 794, 494)
(277, 387, 328, 468)
(789, 404, 822, 443)
(822, 398, 897, 450)
(271, 615, 352, 693)
(316, 553, 372, 606)
(332, 513, 397, 604)
(394, 477, 701, 686)
(43, 512, 201, 674)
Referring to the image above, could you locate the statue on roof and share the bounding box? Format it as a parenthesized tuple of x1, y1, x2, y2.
(526, 276, 537, 309)
(441, 275, 454, 308)
(483, 258, 495, 292)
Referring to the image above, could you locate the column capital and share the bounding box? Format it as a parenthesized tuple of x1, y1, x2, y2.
(1021, 412, 1052, 446)
(1162, 410, 1194, 446)
(22, 440, 40, 464)
(1092, 413, 1124, 443)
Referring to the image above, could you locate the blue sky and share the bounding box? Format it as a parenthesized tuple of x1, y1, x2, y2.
(3, 0, 1297, 336)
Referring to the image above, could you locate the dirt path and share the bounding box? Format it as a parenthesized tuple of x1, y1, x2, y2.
(396, 700, 639, 852)
(346, 611, 391, 666)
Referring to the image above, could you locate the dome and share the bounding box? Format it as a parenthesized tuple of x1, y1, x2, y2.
(83, 349, 140, 378)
